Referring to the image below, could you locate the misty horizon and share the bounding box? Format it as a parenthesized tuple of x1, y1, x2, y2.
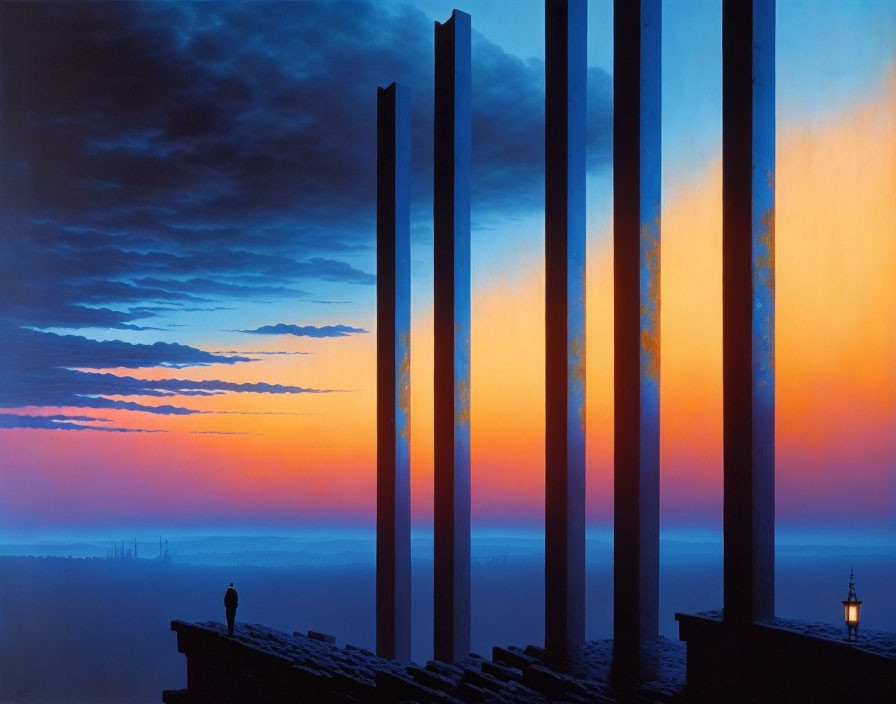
(4, 539, 895, 703)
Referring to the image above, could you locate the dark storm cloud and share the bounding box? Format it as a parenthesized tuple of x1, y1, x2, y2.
(0, 413, 164, 432)
(0, 366, 329, 416)
(1, 0, 612, 331)
(0, 0, 611, 261)
(0, 327, 332, 415)
(212, 350, 311, 356)
(131, 277, 308, 300)
(73, 373, 330, 397)
(0, 2, 611, 422)
(5, 328, 250, 370)
(237, 324, 368, 338)
(0, 218, 371, 331)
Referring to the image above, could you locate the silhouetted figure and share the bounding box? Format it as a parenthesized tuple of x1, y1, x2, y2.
(224, 582, 238, 636)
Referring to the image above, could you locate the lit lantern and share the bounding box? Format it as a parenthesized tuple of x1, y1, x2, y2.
(842, 567, 862, 642)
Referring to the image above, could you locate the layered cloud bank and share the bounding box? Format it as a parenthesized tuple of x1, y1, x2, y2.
(0, 3, 893, 536)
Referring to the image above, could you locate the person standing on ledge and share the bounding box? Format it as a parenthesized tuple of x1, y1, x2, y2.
(224, 582, 239, 636)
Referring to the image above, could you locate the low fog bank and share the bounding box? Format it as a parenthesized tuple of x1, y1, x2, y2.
(1, 538, 894, 703)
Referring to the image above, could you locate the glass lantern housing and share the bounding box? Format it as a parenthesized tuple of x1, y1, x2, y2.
(842, 568, 862, 642)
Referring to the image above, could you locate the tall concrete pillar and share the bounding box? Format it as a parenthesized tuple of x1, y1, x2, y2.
(433, 9, 471, 664)
(613, 0, 661, 680)
(722, 0, 775, 624)
(544, 0, 586, 660)
(376, 82, 412, 662)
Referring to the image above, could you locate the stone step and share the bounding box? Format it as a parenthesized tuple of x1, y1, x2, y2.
(492, 645, 538, 669)
(406, 664, 457, 691)
(480, 659, 523, 682)
(521, 663, 589, 699)
(524, 644, 547, 661)
(307, 630, 336, 644)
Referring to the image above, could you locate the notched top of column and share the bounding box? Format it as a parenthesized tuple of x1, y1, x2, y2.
(378, 81, 405, 94)
(435, 8, 470, 30)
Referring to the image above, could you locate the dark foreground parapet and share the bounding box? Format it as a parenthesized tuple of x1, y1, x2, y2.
(677, 610, 896, 703)
(162, 620, 685, 703)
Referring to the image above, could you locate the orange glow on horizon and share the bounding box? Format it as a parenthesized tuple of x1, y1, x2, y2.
(3, 68, 895, 533)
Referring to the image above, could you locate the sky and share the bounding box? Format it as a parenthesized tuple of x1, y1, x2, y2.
(0, 1, 894, 541)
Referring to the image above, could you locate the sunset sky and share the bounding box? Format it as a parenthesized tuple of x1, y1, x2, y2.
(0, 1, 894, 541)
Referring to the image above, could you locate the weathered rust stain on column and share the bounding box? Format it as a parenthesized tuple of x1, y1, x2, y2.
(545, 0, 586, 661)
(613, 0, 662, 683)
(376, 82, 411, 662)
(722, 0, 775, 624)
(433, 8, 471, 664)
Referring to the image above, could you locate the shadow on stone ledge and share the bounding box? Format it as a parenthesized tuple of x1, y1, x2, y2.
(162, 620, 686, 703)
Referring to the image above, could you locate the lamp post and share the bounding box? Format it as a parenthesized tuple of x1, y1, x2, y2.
(842, 568, 862, 642)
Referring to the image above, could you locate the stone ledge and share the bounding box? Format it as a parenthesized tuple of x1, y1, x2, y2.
(166, 620, 684, 703)
(676, 610, 896, 703)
